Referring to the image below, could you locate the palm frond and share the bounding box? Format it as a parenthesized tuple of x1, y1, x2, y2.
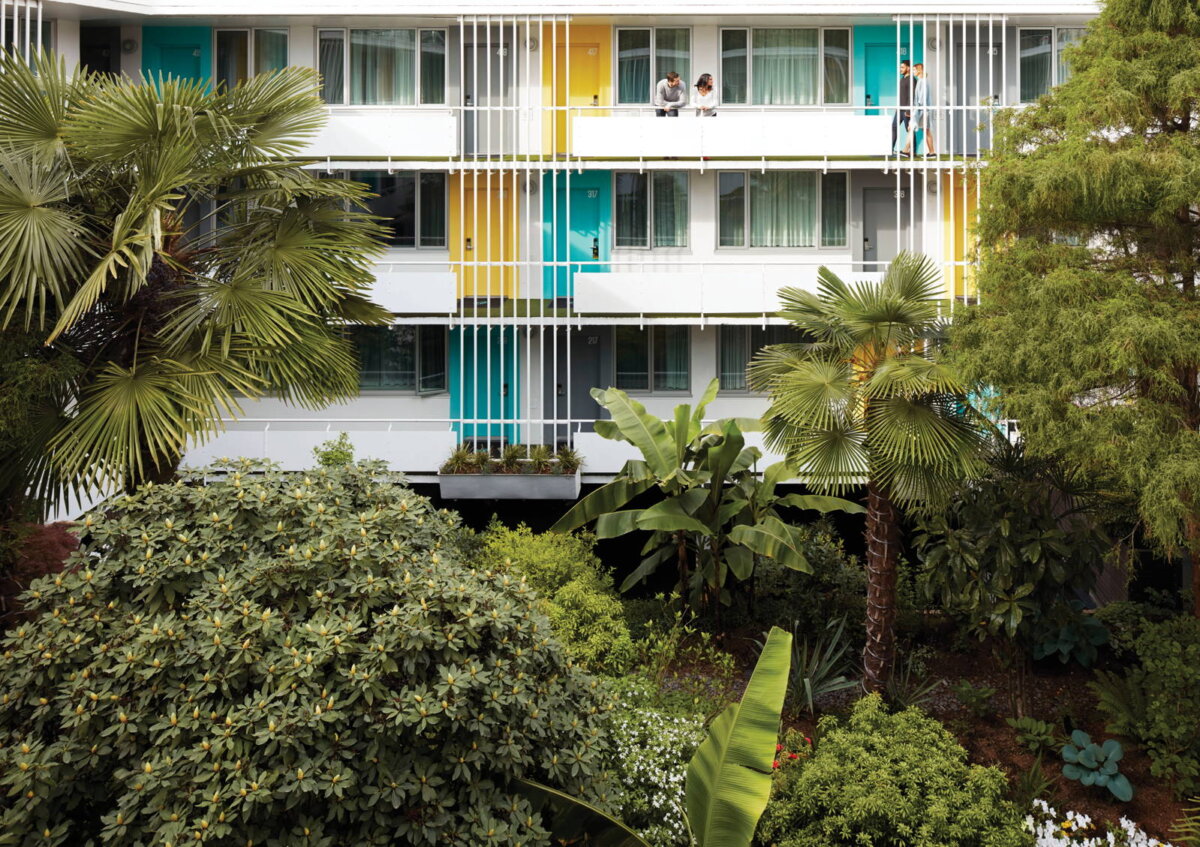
(0, 51, 80, 162)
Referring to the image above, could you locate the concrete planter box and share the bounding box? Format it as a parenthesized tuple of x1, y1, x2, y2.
(437, 471, 582, 500)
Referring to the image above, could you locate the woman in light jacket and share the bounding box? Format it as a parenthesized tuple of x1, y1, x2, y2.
(694, 73, 717, 116)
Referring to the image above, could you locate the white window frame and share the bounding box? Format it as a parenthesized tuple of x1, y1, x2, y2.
(718, 27, 853, 107)
(613, 326, 692, 395)
(317, 27, 449, 106)
(613, 26, 693, 106)
(715, 170, 850, 250)
(1017, 26, 1085, 103)
(612, 171, 690, 251)
(343, 170, 449, 251)
(214, 27, 289, 86)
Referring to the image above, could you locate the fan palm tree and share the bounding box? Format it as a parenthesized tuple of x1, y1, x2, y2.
(749, 252, 989, 692)
(0, 51, 389, 514)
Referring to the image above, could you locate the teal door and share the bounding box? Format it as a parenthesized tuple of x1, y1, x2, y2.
(449, 326, 520, 444)
(542, 171, 610, 300)
(142, 26, 212, 85)
(864, 44, 897, 113)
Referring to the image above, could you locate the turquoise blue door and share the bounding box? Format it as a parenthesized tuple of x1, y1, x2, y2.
(142, 26, 212, 85)
(542, 171, 610, 299)
(865, 44, 897, 113)
(449, 326, 520, 444)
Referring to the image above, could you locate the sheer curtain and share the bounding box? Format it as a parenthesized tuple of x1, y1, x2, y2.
(1056, 28, 1086, 85)
(655, 29, 690, 92)
(254, 29, 288, 74)
(820, 173, 847, 248)
(822, 29, 850, 104)
(215, 31, 248, 90)
(653, 172, 688, 248)
(615, 173, 648, 247)
(419, 30, 446, 103)
(350, 29, 417, 105)
(752, 29, 818, 105)
(721, 30, 748, 104)
(750, 172, 817, 247)
(719, 326, 750, 390)
(617, 30, 651, 104)
(319, 30, 345, 104)
(718, 172, 746, 247)
(654, 327, 690, 392)
(1020, 30, 1052, 102)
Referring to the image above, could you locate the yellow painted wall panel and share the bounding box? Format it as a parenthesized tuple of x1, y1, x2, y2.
(450, 172, 521, 298)
(942, 171, 979, 302)
(541, 24, 612, 154)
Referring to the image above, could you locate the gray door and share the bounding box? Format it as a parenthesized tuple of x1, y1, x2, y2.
(952, 42, 1003, 156)
(464, 40, 516, 157)
(543, 328, 605, 446)
(862, 188, 907, 271)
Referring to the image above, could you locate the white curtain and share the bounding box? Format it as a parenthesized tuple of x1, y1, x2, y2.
(752, 29, 818, 105)
(350, 29, 417, 106)
(750, 172, 817, 248)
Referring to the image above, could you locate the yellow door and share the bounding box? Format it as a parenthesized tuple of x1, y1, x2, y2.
(451, 174, 519, 298)
(554, 42, 601, 152)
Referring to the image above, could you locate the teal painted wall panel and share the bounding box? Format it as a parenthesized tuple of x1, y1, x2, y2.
(449, 326, 520, 443)
(853, 25, 923, 114)
(142, 26, 212, 85)
(541, 170, 611, 300)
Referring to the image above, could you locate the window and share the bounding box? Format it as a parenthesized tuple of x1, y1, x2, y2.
(616, 28, 690, 104)
(349, 171, 447, 248)
(718, 171, 848, 249)
(1020, 27, 1085, 102)
(721, 28, 850, 105)
(614, 172, 689, 248)
(215, 29, 288, 89)
(354, 325, 447, 392)
(318, 28, 446, 105)
(614, 326, 690, 392)
(718, 325, 796, 391)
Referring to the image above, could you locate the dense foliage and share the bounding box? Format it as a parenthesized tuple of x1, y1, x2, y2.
(0, 462, 616, 846)
(950, 0, 1200, 614)
(470, 522, 634, 674)
(755, 695, 1026, 847)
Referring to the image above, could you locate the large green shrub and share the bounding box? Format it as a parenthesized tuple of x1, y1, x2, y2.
(755, 695, 1026, 847)
(1095, 616, 1200, 796)
(472, 522, 634, 674)
(0, 462, 616, 846)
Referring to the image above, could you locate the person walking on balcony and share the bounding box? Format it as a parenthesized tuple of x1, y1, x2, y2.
(694, 73, 717, 116)
(910, 62, 936, 157)
(655, 71, 687, 116)
(891, 60, 913, 155)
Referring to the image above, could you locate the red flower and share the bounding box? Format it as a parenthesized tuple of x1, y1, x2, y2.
(788, 752, 799, 760)
(776, 744, 783, 752)
(804, 736, 812, 746)
(772, 760, 780, 769)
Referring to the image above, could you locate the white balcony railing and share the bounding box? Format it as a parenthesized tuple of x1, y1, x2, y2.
(305, 108, 459, 158)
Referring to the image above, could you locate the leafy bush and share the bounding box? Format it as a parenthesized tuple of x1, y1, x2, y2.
(1032, 607, 1109, 667)
(1007, 716, 1062, 755)
(601, 692, 706, 847)
(0, 462, 617, 846)
(312, 432, 355, 467)
(761, 616, 856, 717)
(471, 521, 634, 674)
(952, 680, 997, 717)
(1092, 599, 1177, 656)
(755, 694, 1027, 847)
(1095, 616, 1200, 797)
(1060, 730, 1132, 802)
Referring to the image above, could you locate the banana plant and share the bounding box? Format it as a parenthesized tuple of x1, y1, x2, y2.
(553, 381, 861, 615)
(515, 626, 794, 847)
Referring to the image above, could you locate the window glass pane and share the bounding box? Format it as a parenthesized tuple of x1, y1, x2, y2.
(822, 29, 850, 104)
(614, 327, 649, 391)
(719, 326, 750, 391)
(419, 327, 447, 392)
(750, 172, 817, 247)
(820, 172, 847, 248)
(752, 29, 818, 105)
(350, 29, 416, 105)
(721, 30, 748, 105)
(652, 172, 688, 248)
(655, 29, 690, 96)
(617, 29, 651, 104)
(757, 325, 796, 347)
(319, 30, 345, 104)
(357, 326, 416, 391)
(420, 30, 446, 103)
(354, 170, 416, 247)
(653, 326, 690, 392)
(419, 173, 447, 248)
(1020, 29, 1052, 103)
(254, 29, 288, 74)
(615, 172, 649, 248)
(1056, 28, 1086, 86)
(718, 172, 746, 247)
(216, 30, 249, 90)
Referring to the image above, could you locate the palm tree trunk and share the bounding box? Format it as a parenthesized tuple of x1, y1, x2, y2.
(863, 480, 901, 693)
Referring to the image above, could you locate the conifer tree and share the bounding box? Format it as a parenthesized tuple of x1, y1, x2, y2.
(952, 0, 1200, 613)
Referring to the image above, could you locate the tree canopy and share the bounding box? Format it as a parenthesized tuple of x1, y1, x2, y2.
(951, 0, 1200, 613)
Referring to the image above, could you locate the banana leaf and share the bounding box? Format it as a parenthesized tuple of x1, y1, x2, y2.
(685, 625, 792, 847)
(728, 516, 811, 573)
(591, 387, 678, 480)
(551, 476, 654, 533)
(512, 779, 651, 847)
(776, 493, 866, 515)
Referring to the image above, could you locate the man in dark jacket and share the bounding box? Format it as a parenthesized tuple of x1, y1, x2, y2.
(891, 61, 913, 155)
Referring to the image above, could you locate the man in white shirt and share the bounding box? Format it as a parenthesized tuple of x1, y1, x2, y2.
(655, 71, 687, 116)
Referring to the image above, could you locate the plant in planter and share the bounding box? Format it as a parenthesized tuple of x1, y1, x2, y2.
(1061, 730, 1133, 802)
(499, 443, 526, 473)
(439, 445, 585, 498)
(527, 444, 554, 474)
